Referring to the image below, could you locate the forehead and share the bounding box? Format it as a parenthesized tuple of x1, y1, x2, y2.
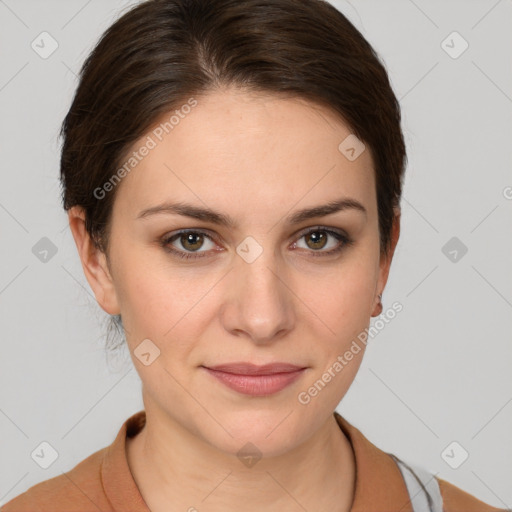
(111, 88, 376, 221)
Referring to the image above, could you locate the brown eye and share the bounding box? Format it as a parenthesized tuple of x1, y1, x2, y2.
(293, 227, 353, 257)
(304, 231, 328, 250)
(161, 226, 352, 262)
(161, 229, 217, 259)
(179, 232, 205, 251)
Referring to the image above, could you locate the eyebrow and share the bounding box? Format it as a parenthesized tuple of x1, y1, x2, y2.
(137, 197, 367, 227)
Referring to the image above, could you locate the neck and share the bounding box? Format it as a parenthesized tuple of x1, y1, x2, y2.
(126, 406, 355, 512)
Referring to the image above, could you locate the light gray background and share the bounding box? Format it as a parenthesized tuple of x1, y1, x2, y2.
(1, 0, 511, 508)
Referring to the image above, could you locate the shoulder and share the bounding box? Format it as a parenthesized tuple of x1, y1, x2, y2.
(1, 448, 111, 512)
(437, 477, 509, 512)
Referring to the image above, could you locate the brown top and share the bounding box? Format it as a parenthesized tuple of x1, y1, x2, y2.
(2, 410, 506, 512)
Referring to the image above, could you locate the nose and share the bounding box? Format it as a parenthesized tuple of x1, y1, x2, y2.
(219, 249, 296, 345)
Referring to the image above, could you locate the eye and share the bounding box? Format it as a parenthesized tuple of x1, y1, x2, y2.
(292, 226, 353, 257)
(160, 229, 218, 260)
(160, 226, 353, 261)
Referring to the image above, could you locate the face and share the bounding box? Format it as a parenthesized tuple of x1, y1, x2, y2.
(71, 87, 398, 458)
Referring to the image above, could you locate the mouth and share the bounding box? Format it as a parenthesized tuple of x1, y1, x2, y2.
(200, 362, 308, 396)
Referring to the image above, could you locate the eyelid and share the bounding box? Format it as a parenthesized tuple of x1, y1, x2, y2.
(162, 225, 347, 245)
(162, 228, 220, 250)
(294, 224, 348, 239)
(160, 225, 352, 260)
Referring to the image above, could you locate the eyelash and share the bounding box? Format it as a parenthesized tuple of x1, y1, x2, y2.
(160, 226, 354, 261)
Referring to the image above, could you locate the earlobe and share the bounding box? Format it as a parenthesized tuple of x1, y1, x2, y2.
(67, 207, 121, 315)
(371, 293, 383, 318)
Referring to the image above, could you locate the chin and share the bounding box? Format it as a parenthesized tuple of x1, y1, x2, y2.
(201, 407, 309, 459)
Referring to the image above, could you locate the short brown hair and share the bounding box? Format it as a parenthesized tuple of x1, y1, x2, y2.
(60, 0, 406, 260)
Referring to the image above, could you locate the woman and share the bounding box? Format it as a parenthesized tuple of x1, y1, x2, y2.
(3, 0, 506, 510)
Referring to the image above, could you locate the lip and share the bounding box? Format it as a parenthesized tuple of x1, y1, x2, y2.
(201, 362, 307, 396)
(205, 362, 305, 375)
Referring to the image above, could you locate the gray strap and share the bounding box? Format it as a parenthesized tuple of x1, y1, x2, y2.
(393, 456, 444, 512)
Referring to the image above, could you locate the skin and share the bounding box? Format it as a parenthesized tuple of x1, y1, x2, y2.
(69, 87, 400, 512)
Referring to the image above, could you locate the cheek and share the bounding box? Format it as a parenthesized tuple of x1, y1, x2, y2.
(107, 242, 172, 339)
(297, 253, 378, 339)
(294, 269, 374, 409)
(293, 250, 378, 404)
(112, 252, 218, 362)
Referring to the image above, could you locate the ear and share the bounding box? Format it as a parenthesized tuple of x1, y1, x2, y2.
(67, 206, 121, 315)
(371, 209, 401, 317)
